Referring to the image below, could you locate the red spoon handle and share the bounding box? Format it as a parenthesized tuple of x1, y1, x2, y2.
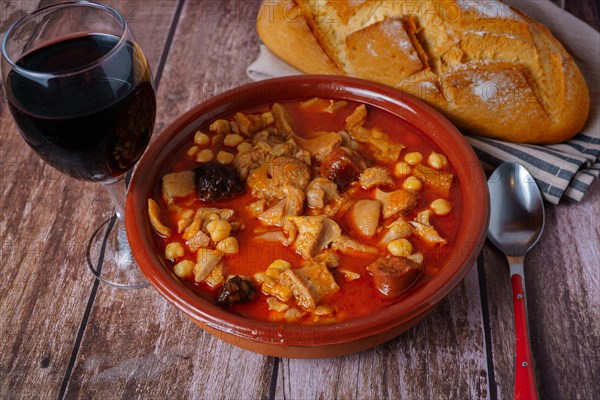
(511, 273, 539, 400)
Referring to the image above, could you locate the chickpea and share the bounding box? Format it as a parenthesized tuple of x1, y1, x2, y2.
(217, 237, 239, 254)
(194, 131, 209, 146)
(284, 308, 305, 322)
(428, 151, 448, 170)
(237, 142, 253, 153)
(430, 198, 452, 216)
(261, 111, 275, 125)
(271, 284, 293, 301)
(195, 149, 214, 163)
(206, 219, 232, 242)
(211, 133, 223, 146)
(388, 238, 413, 257)
(187, 145, 200, 157)
(165, 242, 185, 259)
(269, 259, 291, 270)
(267, 297, 290, 312)
(206, 213, 220, 221)
(272, 143, 288, 157)
(209, 119, 231, 134)
(313, 305, 334, 316)
(229, 121, 240, 134)
(266, 259, 291, 279)
(173, 260, 195, 278)
(253, 130, 269, 144)
(404, 151, 423, 165)
(216, 151, 235, 165)
(261, 276, 276, 293)
(223, 134, 244, 148)
(393, 161, 411, 177)
(402, 176, 423, 191)
(265, 268, 281, 280)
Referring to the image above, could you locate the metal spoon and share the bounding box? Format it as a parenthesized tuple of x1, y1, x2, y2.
(487, 162, 544, 400)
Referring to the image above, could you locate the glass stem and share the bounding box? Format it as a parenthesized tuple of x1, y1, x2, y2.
(101, 175, 134, 266)
(90, 175, 146, 288)
(102, 176, 127, 221)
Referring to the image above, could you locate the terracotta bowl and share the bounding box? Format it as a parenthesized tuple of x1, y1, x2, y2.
(126, 75, 489, 358)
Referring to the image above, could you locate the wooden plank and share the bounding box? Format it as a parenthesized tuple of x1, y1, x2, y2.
(2, 0, 596, 398)
(480, 246, 513, 400)
(64, 290, 274, 399)
(150, 0, 265, 134)
(483, 179, 600, 400)
(272, 2, 600, 396)
(469, 3, 600, 397)
(64, 1, 275, 398)
(275, 266, 490, 399)
(0, 1, 42, 33)
(0, 130, 98, 400)
(65, 0, 599, 398)
(0, 1, 179, 399)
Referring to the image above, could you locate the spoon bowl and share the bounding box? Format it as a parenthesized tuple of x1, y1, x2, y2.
(488, 162, 545, 256)
(487, 162, 545, 400)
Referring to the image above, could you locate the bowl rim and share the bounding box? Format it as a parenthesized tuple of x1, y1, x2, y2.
(126, 75, 489, 347)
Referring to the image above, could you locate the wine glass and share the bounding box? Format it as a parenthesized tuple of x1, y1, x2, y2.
(1, 1, 156, 288)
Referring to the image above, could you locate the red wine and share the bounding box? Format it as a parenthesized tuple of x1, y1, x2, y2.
(6, 33, 156, 181)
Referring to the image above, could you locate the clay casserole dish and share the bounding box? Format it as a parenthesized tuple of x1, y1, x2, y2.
(125, 75, 489, 358)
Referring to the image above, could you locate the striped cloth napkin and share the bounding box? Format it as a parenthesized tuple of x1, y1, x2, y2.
(247, 0, 599, 204)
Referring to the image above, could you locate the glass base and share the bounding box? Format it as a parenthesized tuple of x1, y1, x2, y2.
(86, 216, 149, 289)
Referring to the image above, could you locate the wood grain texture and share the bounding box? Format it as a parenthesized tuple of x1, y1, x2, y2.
(0, 1, 96, 396)
(0, 109, 98, 400)
(151, 0, 263, 134)
(483, 179, 600, 400)
(65, 289, 274, 399)
(275, 267, 489, 400)
(0, 1, 42, 33)
(0, 1, 178, 399)
(64, 1, 275, 398)
(0, 0, 598, 399)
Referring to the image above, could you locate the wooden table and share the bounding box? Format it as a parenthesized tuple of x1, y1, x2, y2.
(1, 1, 598, 399)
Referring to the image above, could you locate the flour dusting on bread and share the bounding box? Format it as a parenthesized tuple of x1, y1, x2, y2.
(257, 0, 590, 144)
(456, 0, 521, 20)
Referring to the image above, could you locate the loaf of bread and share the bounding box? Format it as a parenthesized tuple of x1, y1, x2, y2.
(257, 0, 590, 144)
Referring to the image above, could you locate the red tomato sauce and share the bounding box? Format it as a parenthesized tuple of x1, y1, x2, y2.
(152, 98, 462, 324)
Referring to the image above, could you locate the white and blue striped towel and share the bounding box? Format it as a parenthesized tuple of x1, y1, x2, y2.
(247, 0, 599, 204)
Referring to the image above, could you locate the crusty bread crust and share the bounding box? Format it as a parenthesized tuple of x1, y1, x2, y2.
(257, 0, 340, 75)
(257, 0, 590, 144)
